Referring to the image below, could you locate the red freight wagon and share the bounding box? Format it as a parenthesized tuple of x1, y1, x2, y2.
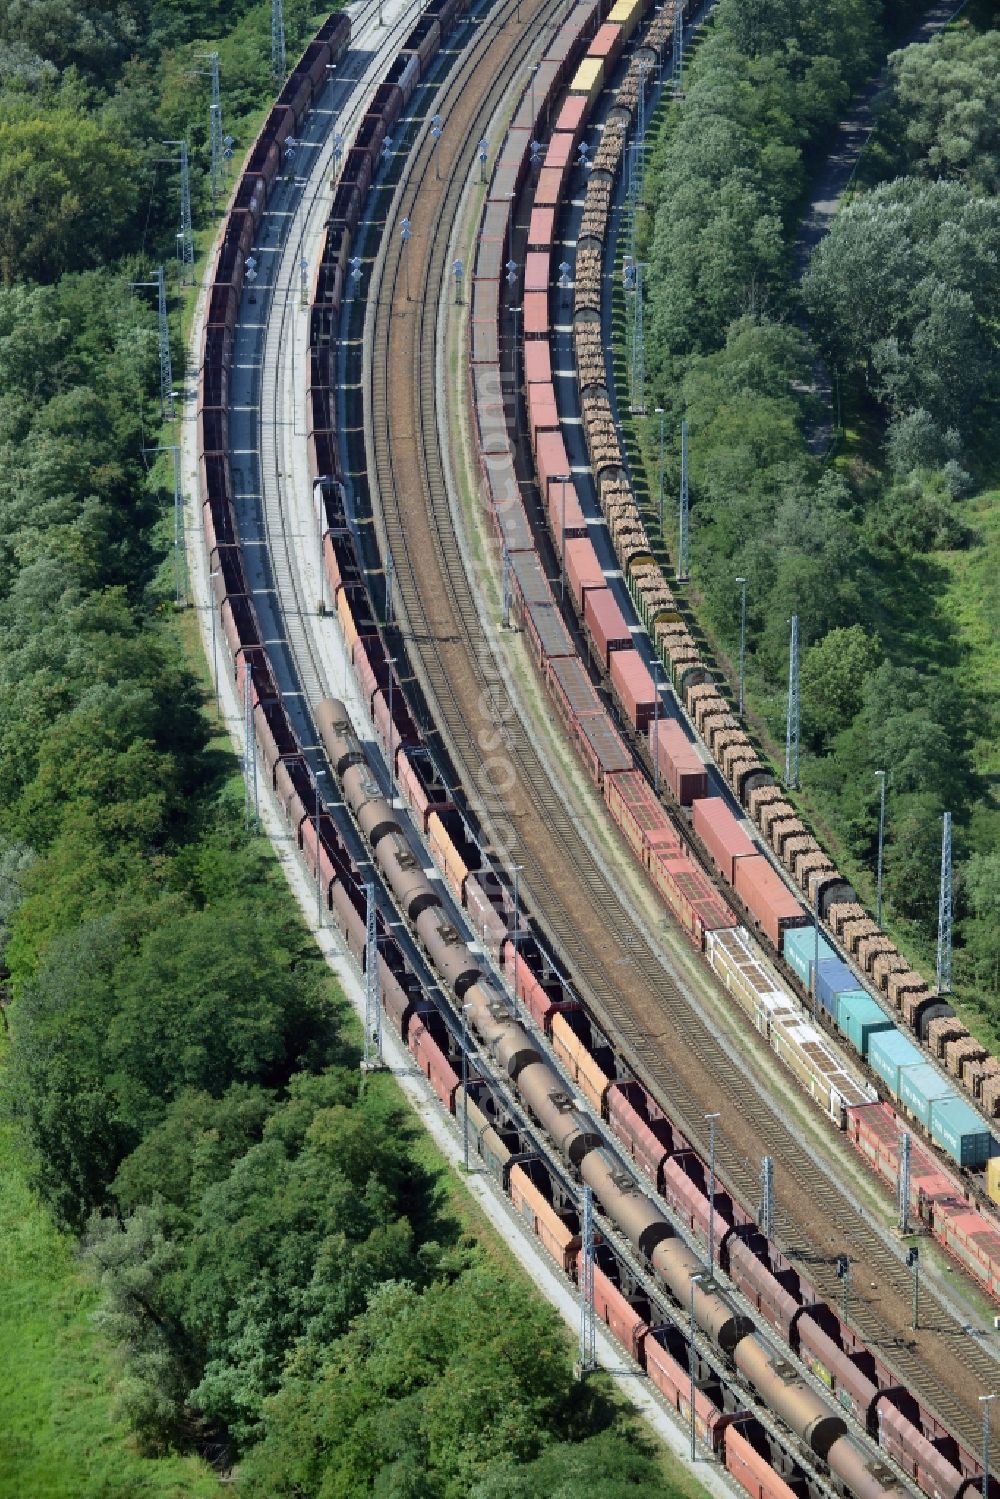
(551, 1008, 615, 1111)
(475, 233, 506, 281)
(535, 428, 572, 503)
(524, 250, 550, 292)
(605, 769, 681, 868)
(588, 20, 624, 64)
(566, 537, 605, 611)
(504, 946, 562, 1028)
(796, 1315, 877, 1425)
(845, 1102, 905, 1189)
(522, 598, 575, 669)
(523, 290, 549, 336)
(534, 165, 566, 207)
(641, 1327, 722, 1449)
(577, 711, 632, 783)
(734, 855, 808, 948)
(649, 718, 708, 805)
(726, 1239, 799, 1341)
(606, 1079, 673, 1189)
(693, 796, 757, 885)
(610, 647, 656, 731)
(650, 850, 737, 946)
(554, 92, 587, 142)
(511, 1161, 579, 1271)
(938, 1211, 1000, 1298)
(548, 654, 603, 734)
(546, 476, 587, 549)
(725, 1422, 801, 1499)
(591, 1261, 648, 1358)
(528, 381, 560, 446)
(544, 132, 574, 170)
(471, 315, 500, 365)
(523, 338, 552, 383)
(527, 206, 556, 250)
(585, 585, 631, 665)
(408, 1017, 460, 1111)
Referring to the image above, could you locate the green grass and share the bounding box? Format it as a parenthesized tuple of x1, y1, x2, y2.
(0, 1070, 222, 1499)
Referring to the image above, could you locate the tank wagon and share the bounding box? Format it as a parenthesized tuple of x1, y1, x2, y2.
(316, 689, 995, 1499)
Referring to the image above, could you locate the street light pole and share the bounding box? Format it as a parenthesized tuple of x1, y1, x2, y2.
(653, 664, 661, 795)
(386, 656, 398, 787)
(981, 1394, 995, 1499)
(736, 576, 747, 720)
(689, 1271, 706, 1460)
(875, 769, 887, 926)
(512, 863, 527, 953)
(461, 1001, 476, 1170)
(560, 475, 570, 603)
(314, 770, 327, 929)
(208, 570, 221, 712)
(656, 406, 665, 536)
(706, 1113, 720, 1277)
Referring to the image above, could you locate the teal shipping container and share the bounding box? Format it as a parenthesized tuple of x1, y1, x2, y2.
(930, 1095, 993, 1168)
(898, 1062, 956, 1129)
(836, 990, 894, 1057)
(869, 1028, 923, 1097)
(782, 924, 836, 989)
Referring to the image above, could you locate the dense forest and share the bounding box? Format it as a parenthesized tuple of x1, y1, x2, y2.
(0, 0, 680, 1492)
(638, 0, 1000, 1020)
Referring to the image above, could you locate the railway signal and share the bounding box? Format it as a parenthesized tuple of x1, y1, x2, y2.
(980, 1393, 994, 1499)
(677, 417, 689, 580)
(836, 1254, 850, 1316)
(478, 136, 488, 183)
(559, 259, 572, 303)
(736, 575, 747, 719)
(907, 1246, 919, 1330)
(348, 256, 362, 299)
(453, 257, 463, 302)
(431, 114, 443, 179)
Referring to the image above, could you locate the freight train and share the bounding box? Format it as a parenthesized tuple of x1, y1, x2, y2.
(463, 0, 1000, 1305)
(197, 8, 995, 1499)
(561, 0, 1000, 1127)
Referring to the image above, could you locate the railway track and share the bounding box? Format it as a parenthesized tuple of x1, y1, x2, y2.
(360, 1, 998, 1448)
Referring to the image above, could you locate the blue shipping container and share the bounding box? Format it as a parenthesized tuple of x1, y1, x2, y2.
(869, 1028, 923, 1097)
(930, 1095, 993, 1168)
(782, 924, 836, 990)
(815, 958, 859, 1018)
(836, 990, 893, 1056)
(898, 1062, 956, 1129)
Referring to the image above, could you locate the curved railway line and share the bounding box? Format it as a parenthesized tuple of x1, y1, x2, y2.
(358, 0, 997, 1451)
